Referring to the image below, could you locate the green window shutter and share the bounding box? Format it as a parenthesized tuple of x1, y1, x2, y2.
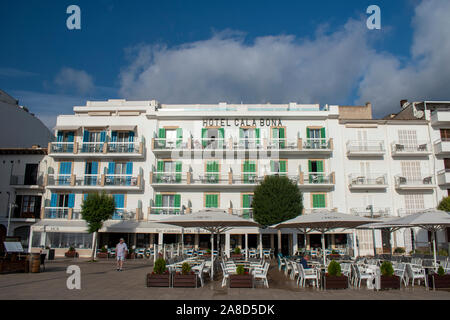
(270, 160, 275, 173)
(158, 128, 166, 138)
(255, 128, 260, 145)
(176, 128, 183, 148)
(175, 162, 182, 182)
(155, 194, 163, 207)
(243, 194, 250, 208)
(280, 161, 287, 173)
(317, 161, 324, 173)
(279, 128, 285, 148)
(202, 128, 208, 148)
(313, 194, 326, 208)
(239, 128, 244, 139)
(308, 160, 313, 172)
(312, 195, 318, 208)
(250, 162, 256, 173)
(205, 194, 210, 208)
(272, 128, 278, 139)
(157, 161, 164, 172)
(213, 194, 218, 208)
(306, 128, 311, 139)
(174, 194, 181, 208)
(320, 127, 326, 138)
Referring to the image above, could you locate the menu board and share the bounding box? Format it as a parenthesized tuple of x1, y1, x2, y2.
(3, 242, 24, 253)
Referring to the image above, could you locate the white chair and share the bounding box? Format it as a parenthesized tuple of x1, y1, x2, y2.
(353, 264, 373, 288)
(284, 258, 293, 277)
(394, 263, 409, 287)
(263, 250, 271, 260)
(194, 262, 206, 287)
(406, 263, 427, 288)
(297, 264, 319, 288)
(290, 262, 300, 280)
(220, 262, 236, 287)
(253, 262, 270, 288)
(277, 255, 286, 271)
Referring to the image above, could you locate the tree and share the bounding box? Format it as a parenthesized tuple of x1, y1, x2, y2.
(82, 192, 116, 260)
(252, 175, 303, 227)
(437, 196, 450, 212)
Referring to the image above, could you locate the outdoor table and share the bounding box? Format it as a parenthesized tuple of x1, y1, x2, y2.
(364, 265, 381, 290)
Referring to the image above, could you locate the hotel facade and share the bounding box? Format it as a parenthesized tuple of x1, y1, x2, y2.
(21, 99, 450, 257)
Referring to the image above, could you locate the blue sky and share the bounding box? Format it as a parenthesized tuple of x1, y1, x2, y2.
(1, 0, 449, 128)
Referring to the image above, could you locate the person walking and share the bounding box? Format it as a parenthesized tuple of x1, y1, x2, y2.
(116, 238, 128, 271)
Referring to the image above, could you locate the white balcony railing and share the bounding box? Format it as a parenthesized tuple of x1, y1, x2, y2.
(111, 209, 135, 220)
(346, 140, 385, 154)
(231, 209, 253, 219)
(303, 138, 332, 150)
(301, 172, 334, 185)
(107, 142, 140, 154)
(348, 174, 387, 187)
(104, 175, 139, 187)
(44, 207, 69, 219)
(149, 207, 182, 215)
(395, 175, 434, 187)
(49, 142, 75, 153)
(397, 208, 427, 216)
(80, 142, 105, 153)
(152, 172, 185, 184)
(47, 174, 72, 186)
(74, 175, 101, 186)
(350, 207, 390, 218)
(391, 141, 430, 154)
(10, 174, 44, 186)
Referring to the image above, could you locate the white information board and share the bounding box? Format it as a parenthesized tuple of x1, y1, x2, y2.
(3, 242, 24, 253)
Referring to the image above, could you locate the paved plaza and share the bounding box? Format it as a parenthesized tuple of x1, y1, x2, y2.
(0, 258, 449, 300)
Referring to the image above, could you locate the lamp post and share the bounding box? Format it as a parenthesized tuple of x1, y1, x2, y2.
(366, 205, 377, 257)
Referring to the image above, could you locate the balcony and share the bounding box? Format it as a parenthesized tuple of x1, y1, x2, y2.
(299, 172, 335, 190)
(44, 207, 69, 219)
(151, 137, 333, 157)
(397, 208, 428, 217)
(48, 141, 144, 158)
(346, 140, 385, 157)
(431, 110, 450, 126)
(148, 207, 183, 218)
(433, 139, 450, 156)
(394, 175, 435, 190)
(9, 174, 44, 190)
(348, 174, 388, 190)
(391, 141, 431, 156)
(111, 209, 136, 220)
(437, 169, 450, 186)
(350, 207, 391, 218)
(303, 208, 337, 214)
(46, 174, 143, 191)
(231, 209, 253, 219)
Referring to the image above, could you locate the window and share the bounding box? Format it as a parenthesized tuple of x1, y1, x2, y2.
(206, 161, 220, 183)
(404, 194, 425, 213)
(401, 161, 422, 181)
(205, 194, 219, 208)
(242, 194, 253, 219)
(308, 160, 324, 183)
(312, 194, 326, 208)
(440, 129, 450, 141)
(201, 128, 224, 148)
(270, 160, 287, 174)
(306, 127, 326, 149)
(398, 130, 418, 148)
(271, 127, 286, 148)
(45, 232, 93, 249)
(24, 163, 38, 185)
(154, 194, 181, 214)
(243, 160, 257, 183)
(22, 196, 36, 215)
(240, 128, 260, 148)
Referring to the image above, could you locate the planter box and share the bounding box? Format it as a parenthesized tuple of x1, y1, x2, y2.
(147, 273, 170, 287)
(328, 254, 341, 260)
(173, 273, 197, 288)
(64, 251, 78, 258)
(0, 259, 29, 274)
(431, 274, 450, 289)
(380, 275, 400, 290)
(229, 274, 253, 288)
(325, 275, 348, 289)
(127, 253, 136, 259)
(97, 252, 108, 259)
(231, 254, 244, 260)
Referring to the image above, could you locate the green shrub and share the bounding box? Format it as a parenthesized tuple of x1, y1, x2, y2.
(331, 250, 338, 255)
(234, 247, 241, 255)
(100, 246, 107, 253)
(394, 247, 405, 254)
(438, 249, 448, 256)
(327, 260, 342, 277)
(181, 262, 191, 275)
(437, 266, 445, 277)
(128, 248, 135, 254)
(206, 249, 211, 254)
(153, 258, 167, 274)
(236, 265, 245, 275)
(380, 261, 394, 277)
(68, 246, 75, 252)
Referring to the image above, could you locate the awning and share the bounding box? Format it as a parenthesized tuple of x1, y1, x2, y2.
(108, 125, 137, 131)
(31, 220, 88, 232)
(54, 125, 81, 131)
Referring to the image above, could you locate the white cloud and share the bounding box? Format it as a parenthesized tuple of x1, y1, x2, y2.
(54, 67, 95, 95)
(356, 0, 450, 115)
(0, 67, 38, 78)
(119, 0, 450, 118)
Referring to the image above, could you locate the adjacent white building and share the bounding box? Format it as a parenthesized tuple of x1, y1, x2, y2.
(23, 99, 450, 258)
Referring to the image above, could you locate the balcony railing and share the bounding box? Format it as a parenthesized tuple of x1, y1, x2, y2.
(232, 174, 264, 184)
(398, 208, 426, 216)
(47, 174, 72, 186)
(302, 138, 332, 150)
(10, 174, 44, 186)
(111, 209, 135, 220)
(74, 175, 101, 186)
(350, 207, 390, 218)
(44, 207, 69, 219)
(192, 173, 228, 184)
(49, 142, 75, 153)
(152, 172, 185, 184)
(71, 210, 82, 220)
(149, 207, 182, 215)
(80, 142, 105, 153)
(104, 175, 139, 187)
(391, 141, 430, 154)
(395, 175, 434, 187)
(348, 174, 387, 187)
(300, 172, 334, 185)
(107, 142, 140, 154)
(231, 209, 253, 219)
(303, 208, 337, 214)
(346, 140, 385, 153)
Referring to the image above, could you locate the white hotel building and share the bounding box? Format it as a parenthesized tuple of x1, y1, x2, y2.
(28, 99, 450, 257)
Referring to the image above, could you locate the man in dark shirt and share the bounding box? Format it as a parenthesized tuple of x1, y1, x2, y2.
(299, 254, 309, 269)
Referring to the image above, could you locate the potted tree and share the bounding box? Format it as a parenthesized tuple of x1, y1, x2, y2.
(380, 261, 400, 290)
(147, 258, 170, 287)
(231, 247, 243, 260)
(229, 265, 252, 288)
(173, 262, 197, 288)
(393, 247, 406, 256)
(65, 246, 78, 258)
(325, 260, 348, 289)
(97, 246, 108, 259)
(431, 266, 450, 289)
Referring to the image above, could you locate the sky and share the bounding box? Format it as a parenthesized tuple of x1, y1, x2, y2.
(1, 0, 449, 129)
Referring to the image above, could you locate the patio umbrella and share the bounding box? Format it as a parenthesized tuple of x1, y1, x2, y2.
(272, 210, 378, 266)
(158, 209, 260, 280)
(382, 209, 450, 266)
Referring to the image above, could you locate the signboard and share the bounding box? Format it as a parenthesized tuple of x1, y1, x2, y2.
(3, 241, 24, 253)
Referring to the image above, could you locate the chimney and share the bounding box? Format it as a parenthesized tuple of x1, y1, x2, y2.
(400, 99, 408, 108)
